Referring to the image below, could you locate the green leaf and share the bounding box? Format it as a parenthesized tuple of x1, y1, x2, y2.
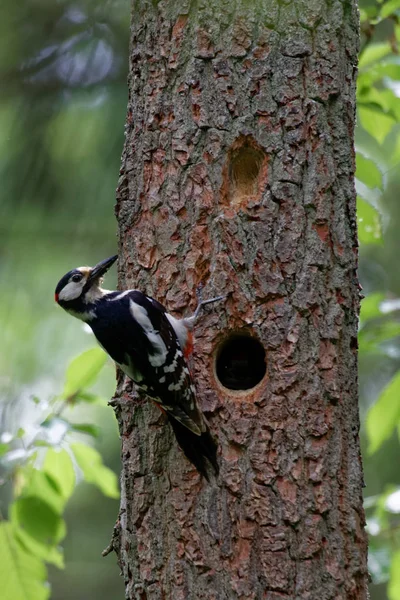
(359, 42, 392, 70)
(11, 497, 66, 547)
(360, 293, 385, 325)
(71, 442, 119, 499)
(62, 348, 107, 399)
(367, 370, 400, 453)
(15, 526, 64, 569)
(380, 0, 400, 19)
(357, 197, 382, 245)
(359, 319, 400, 354)
(32, 441, 53, 448)
(357, 86, 400, 120)
(42, 449, 75, 502)
(0, 522, 50, 600)
(389, 550, 400, 600)
(18, 469, 65, 515)
(71, 423, 100, 437)
(359, 106, 396, 144)
(356, 154, 383, 190)
(74, 391, 107, 404)
(0, 442, 10, 457)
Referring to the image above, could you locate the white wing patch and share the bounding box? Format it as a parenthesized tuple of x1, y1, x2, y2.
(129, 300, 167, 367)
(163, 349, 180, 373)
(109, 290, 132, 301)
(167, 368, 186, 392)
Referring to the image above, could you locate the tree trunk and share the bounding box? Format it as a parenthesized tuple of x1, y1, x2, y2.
(112, 0, 368, 598)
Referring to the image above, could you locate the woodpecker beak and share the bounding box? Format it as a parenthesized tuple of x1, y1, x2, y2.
(89, 255, 118, 282)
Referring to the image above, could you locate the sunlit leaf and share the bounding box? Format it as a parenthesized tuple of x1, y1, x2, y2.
(71, 442, 119, 499)
(43, 449, 75, 502)
(389, 550, 400, 600)
(380, 0, 400, 19)
(359, 58, 400, 92)
(15, 526, 64, 569)
(359, 106, 396, 144)
(62, 348, 107, 399)
(18, 469, 64, 515)
(0, 442, 9, 457)
(357, 197, 382, 245)
(356, 154, 383, 190)
(11, 497, 66, 547)
(32, 441, 53, 448)
(359, 319, 400, 353)
(71, 423, 100, 437)
(74, 391, 107, 404)
(367, 370, 400, 453)
(357, 86, 400, 121)
(359, 41, 392, 69)
(0, 522, 49, 600)
(360, 293, 385, 325)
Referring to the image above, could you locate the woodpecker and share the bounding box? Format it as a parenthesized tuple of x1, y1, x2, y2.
(55, 255, 222, 479)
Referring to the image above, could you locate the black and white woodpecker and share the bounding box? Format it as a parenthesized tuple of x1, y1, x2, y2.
(55, 255, 221, 479)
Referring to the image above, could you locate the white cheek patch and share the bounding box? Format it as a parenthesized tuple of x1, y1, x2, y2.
(59, 280, 85, 302)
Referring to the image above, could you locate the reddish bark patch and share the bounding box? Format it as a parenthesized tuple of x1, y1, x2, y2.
(314, 222, 330, 243)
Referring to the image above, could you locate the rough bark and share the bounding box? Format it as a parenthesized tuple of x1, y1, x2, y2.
(112, 0, 368, 598)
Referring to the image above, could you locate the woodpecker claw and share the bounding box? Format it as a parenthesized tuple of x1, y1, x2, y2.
(195, 283, 204, 304)
(193, 293, 225, 320)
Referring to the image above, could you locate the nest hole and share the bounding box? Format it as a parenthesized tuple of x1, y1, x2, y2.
(229, 144, 265, 202)
(215, 334, 266, 391)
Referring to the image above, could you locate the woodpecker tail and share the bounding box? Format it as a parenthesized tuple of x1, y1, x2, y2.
(168, 416, 219, 481)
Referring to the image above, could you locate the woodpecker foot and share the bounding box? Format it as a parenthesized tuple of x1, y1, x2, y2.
(193, 285, 225, 320)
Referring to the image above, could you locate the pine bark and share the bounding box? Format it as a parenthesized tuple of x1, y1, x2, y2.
(112, 0, 368, 598)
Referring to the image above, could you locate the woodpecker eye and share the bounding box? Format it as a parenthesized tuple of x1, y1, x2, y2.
(71, 274, 83, 283)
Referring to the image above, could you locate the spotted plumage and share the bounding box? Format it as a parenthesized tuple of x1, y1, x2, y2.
(55, 255, 220, 479)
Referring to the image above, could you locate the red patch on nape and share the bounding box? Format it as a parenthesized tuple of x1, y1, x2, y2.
(183, 331, 194, 359)
(55, 293, 59, 303)
(152, 400, 166, 414)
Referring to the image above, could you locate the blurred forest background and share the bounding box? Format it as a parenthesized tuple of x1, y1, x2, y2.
(1, 0, 400, 598)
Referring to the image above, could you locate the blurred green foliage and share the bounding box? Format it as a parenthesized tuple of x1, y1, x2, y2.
(0, 0, 129, 598)
(358, 2, 400, 599)
(3, 0, 400, 599)
(0, 349, 119, 599)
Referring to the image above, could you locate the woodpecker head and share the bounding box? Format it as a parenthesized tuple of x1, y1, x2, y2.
(55, 255, 117, 315)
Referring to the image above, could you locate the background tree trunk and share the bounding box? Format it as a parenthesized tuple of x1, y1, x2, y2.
(112, 0, 368, 597)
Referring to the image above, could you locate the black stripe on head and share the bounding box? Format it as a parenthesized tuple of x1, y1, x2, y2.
(55, 269, 83, 296)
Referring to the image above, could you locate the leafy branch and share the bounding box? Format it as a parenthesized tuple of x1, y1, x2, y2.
(0, 348, 118, 600)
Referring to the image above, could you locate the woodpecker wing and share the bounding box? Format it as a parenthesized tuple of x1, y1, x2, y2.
(90, 290, 206, 436)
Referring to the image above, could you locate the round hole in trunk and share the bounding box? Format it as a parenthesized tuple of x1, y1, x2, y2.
(215, 334, 266, 391)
